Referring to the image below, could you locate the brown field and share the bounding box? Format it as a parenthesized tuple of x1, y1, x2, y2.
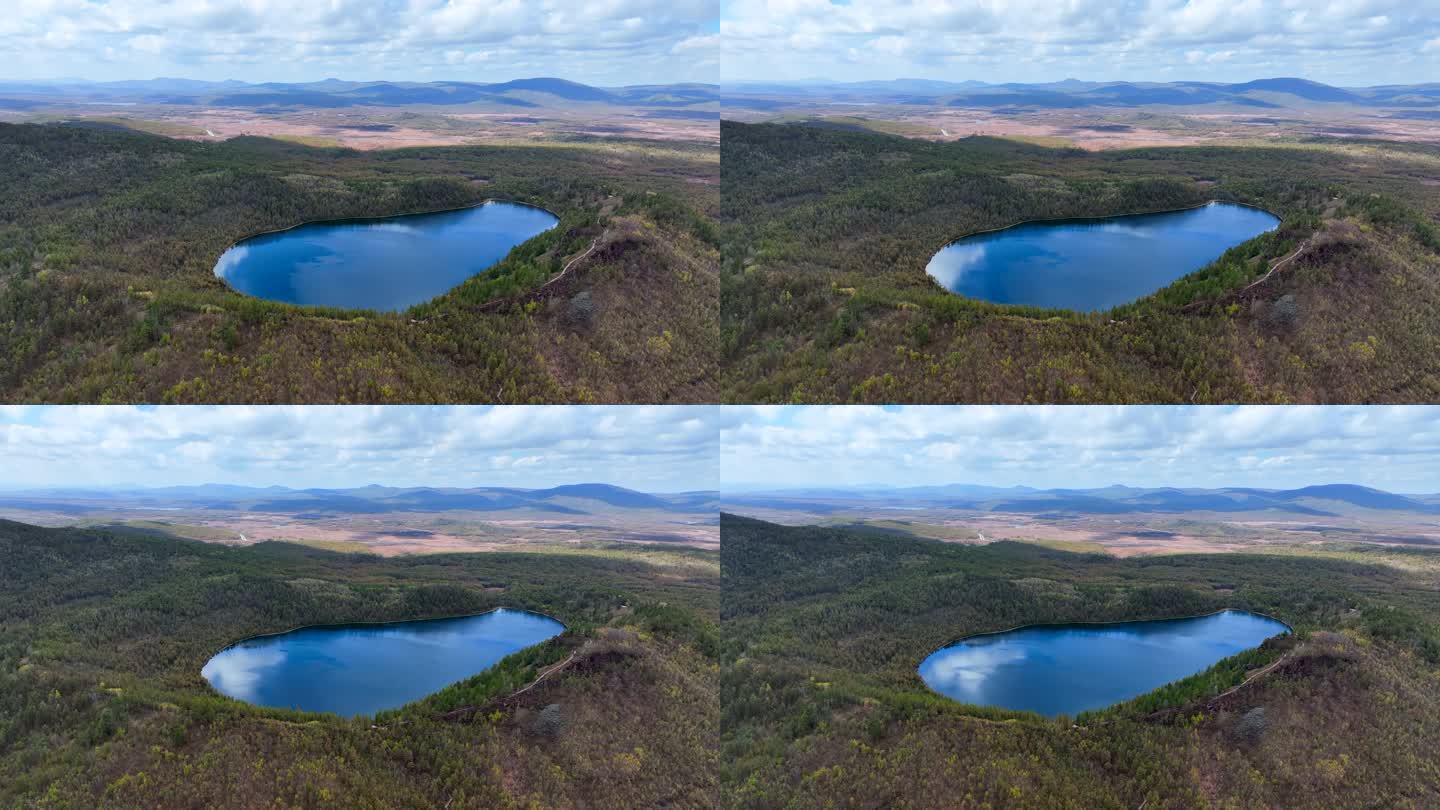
(726, 103, 1440, 150)
(726, 504, 1440, 557)
(22, 103, 718, 149)
(0, 506, 718, 554)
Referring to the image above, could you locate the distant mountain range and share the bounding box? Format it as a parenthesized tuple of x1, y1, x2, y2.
(0, 77, 719, 111)
(0, 483, 717, 516)
(725, 483, 1440, 518)
(723, 77, 1440, 112)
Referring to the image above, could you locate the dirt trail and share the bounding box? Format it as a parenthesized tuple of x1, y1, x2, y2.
(1179, 235, 1312, 314)
(537, 230, 606, 293)
(1243, 237, 1311, 291)
(436, 648, 580, 723)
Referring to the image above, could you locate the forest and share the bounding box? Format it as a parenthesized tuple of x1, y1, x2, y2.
(0, 518, 719, 808)
(721, 121, 1440, 403)
(0, 122, 719, 403)
(721, 513, 1440, 808)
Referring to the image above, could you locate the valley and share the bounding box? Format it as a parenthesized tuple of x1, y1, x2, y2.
(0, 77, 720, 148)
(723, 78, 1440, 150)
(725, 483, 1440, 557)
(0, 484, 720, 554)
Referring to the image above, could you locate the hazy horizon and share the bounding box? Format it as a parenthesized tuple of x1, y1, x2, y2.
(0, 74, 716, 89)
(0, 480, 717, 495)
(724, 481, 1437, 496)
(721, 74, 1425, 90)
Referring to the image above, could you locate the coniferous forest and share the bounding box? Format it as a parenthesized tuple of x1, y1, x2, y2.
(6, 1, 1440, 805)
(721, 121, 1440, 403)
(721, 514, 1440, 808)
(0, 123, 719, 404)
(0, 519, 719, 808)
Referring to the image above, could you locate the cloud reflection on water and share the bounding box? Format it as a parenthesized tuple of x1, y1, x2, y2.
(920, 642, 1028, 701)
(212, 244, 250, 280)
(201, 644, 286, 703)
(925, 244, 987, 289)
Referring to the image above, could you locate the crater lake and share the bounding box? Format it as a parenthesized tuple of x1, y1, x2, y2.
(917, 609, 1289, 717)
(925, 202, 1280, 311)
(201, 608, 565, 717)
(213, 201, 558, 311)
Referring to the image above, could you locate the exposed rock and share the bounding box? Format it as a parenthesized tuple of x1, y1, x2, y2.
(532, 702, 565, 739)
(566, 290, 596, 326)
(1265, 293, 1300, 330)
(1234, 706, 1269, 745)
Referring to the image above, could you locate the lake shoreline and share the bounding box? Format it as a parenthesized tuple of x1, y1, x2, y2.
(925, 199, 1282, 311)
(915, 608, 1290, 714)
(921, 607, 1293, 659)
(205, 605, 570, 658)
(200, 606, 570, 717)
(213, 196, 563, 258)
(930, 198, 1283, 250)
(211, 198, 560, 312)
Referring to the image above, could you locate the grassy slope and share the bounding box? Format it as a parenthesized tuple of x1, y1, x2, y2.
(0, 520, 719, 808)
(721, 121, 1440, 403)
(0, 123, 719, 403)
(721, 514, 1440, 808)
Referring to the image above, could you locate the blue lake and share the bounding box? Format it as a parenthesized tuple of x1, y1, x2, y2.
(925, 202, 1280, 311)
(214, 201, 558, 312)
(917, 610, 1289, 717)
(201, 608, 565, 717)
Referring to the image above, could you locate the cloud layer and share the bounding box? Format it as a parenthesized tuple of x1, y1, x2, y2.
(4, 0, 718, 84)
(9, 2, 1425, 86)
(721, 0, 1439, 85)
(722, 406, 1440, 492)
(0, 406, 720, 491)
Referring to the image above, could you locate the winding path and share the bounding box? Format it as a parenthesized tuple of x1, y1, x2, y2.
(1242, 237, 1312, 292)
(1175, 234, 1313, 315)
(537, 231, 606, 293)
(435, 648, 581, 723)
(1135, 649, 1293, 724)
(415, 230, 607, 321)
(507, 649, 579, 699)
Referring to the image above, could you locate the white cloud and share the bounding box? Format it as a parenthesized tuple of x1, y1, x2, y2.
(721, 406, 1440, 492)
(672, 32, 719, 53)
(721, 0, 1440, 84)
(0, 406, 720, 491)
(1, 0, 720, 84)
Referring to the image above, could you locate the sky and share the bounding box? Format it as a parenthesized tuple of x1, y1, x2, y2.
(721, 0, 1440, 85)
(0, 406, 721, 492)
(722, 406, 1440, 493)
(1, 0, 719, 85)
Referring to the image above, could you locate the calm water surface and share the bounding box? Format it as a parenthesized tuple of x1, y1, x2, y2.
(202, 608, 565, 716)
(214, 201, 558, 311)
(917, 610, 1289, 717)
(926, 202, 1280, 311)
